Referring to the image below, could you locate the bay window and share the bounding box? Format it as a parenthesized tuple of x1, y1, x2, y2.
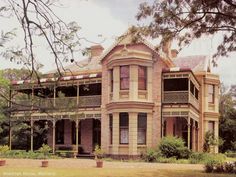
(137, 113, 147, 144)
(120, 66, 129, 90)
(119, 112, 129, 144)
(138, 66, 147, 90)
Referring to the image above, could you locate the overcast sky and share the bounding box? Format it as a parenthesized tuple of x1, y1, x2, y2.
(0, 0, 235, 86)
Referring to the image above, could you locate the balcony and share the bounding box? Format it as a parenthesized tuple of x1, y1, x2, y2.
(162, 76, 199, 109)
(163, 91, 199, 109)
(12, 95, 101, 111)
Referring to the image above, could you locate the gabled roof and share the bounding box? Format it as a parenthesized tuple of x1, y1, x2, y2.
(99, 29, 174, 67)
(174, 55, 211, 72)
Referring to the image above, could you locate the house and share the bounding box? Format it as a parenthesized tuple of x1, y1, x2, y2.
(10, 30, 220, 158)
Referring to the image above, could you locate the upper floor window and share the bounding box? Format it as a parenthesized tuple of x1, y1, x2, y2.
(120, 66, 129, 90)
(138, 66, 147, 90)
(208, 85, 214, 103)
(119, 112, 129, 144)
(208, 121, 215, 133)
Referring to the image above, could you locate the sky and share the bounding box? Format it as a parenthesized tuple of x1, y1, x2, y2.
(0, 0, 235, 86)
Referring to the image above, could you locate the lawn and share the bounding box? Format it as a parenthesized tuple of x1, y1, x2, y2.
(0, 167, 235, 177)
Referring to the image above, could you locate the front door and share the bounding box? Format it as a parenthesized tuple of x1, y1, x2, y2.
(93, 119, 101, 149)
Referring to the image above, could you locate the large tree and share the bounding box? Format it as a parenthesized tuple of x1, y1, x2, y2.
(136, 0, 236, 60)
(219, 85, 236, 152)
(0, 0, 83, 78)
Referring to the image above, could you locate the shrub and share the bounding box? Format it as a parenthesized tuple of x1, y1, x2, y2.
(0, 145, 9, 158)
(204, 154, 225, 173)
(158, 136, 191, 159)
(189, 152, 211, 164)
(224, 162, 234, 173)
(142, 148, 161, 162)
(94, 145, 104, 159)
(38, 144, 51, 159)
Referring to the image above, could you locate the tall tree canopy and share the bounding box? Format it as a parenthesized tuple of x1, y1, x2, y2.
(0, 0, 83, 77)
(219, 85, 236, 152)
(137, 0, 236, 59)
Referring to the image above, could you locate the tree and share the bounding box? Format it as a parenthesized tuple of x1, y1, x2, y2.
(136, 0, 236, 61)
(219, 85, 236, 152)
(0, 0, 83, 78)
(0, 69, 47, 149)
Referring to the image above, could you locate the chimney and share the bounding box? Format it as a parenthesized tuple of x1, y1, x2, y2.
(171, 49, 178, 58)
(90, 45, 104, 58)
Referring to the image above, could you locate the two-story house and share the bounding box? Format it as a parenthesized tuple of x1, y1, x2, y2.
(9, 30, 220, 158)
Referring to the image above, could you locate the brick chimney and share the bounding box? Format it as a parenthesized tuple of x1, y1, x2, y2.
(90, 45, 104, 58)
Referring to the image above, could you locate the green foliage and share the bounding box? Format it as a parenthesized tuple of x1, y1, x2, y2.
(141, 148, 162, 162)
(219, 85, 236, 152)
(204, 155, 225, 173)
(203, 131, 218, 153)
(38, 144, 51, 159)
(0, 145, 9, 158)
(158, 136, 191, 159)
(137, 0, 236, 58)
(94, 145, 104, 159)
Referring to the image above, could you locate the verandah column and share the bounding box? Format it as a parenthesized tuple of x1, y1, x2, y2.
(187, 117, 191, 149)
(52, 119, 56, 154)
(75, 119, 80, 154)
(30, 119, 34, 151)
(192, 121, 196, 151)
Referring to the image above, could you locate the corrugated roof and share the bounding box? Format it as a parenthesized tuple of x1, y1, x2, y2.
(174, 55, 211, 72)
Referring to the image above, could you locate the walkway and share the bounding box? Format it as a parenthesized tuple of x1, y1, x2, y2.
(4, 158, 204, 170)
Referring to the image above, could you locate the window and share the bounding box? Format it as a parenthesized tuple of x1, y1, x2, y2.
(109, 114, 113, 144)
(208, 121, 215, 133)
(120, 66, 129, 90)
(56, 120, 64, 144)
(190, 81, 194, 95)
(119, 113, 129, 144)
(195, 88, 199, 100)
(138, 66, 147, 90)
(208, 85, 214, 103)
(138, 113, 147, 144)
(110, 69, 113, 92)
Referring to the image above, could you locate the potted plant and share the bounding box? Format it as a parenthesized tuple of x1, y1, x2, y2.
(0, 145, 9, 166)
(38, 144, 51, 167)
(94, 145, 104, 168)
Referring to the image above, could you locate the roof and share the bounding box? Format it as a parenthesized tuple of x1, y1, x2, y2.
(174, 55, 211, 72)
(46, 56, 102, 75)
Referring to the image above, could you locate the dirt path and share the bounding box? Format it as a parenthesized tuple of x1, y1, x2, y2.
(4, 158, 204, 170)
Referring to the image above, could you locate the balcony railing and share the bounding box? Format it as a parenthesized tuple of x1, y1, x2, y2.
(12, 95, 101, 111)
(163, 91, 188, 103)
(163, 91, 199, 109)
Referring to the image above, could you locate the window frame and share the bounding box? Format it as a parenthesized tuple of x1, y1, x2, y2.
(208, 84, 215, 103)
(138, 66, 147, 90)
(119, 112, 129, 144)
(137, 113, 147, 145)
(120, 65, 130, 90)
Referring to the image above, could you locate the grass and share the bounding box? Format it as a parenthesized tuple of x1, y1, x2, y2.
(0, 167, 235, 177)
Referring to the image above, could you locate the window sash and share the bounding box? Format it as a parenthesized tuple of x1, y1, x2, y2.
(120, 128, 129, 144)
(208, 85, 214, 103)
(138, 66, 147, 90)
(120, 66, 129, 90)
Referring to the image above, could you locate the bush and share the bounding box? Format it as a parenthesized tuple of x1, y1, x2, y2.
(189, 152, 211, 164)
(204, 154, 226, 173)
(224, 162, 234, 173)
(158, 136, 191, 159)
(142, 148, 161, 162)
